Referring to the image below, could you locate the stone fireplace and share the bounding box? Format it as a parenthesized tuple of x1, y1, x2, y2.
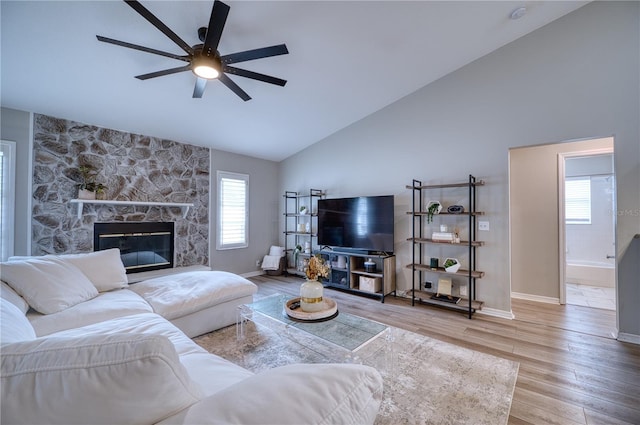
(94, 222, 174, 274)
(31, 113, 210, 267)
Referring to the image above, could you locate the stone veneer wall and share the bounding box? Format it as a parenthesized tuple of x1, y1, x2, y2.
(32, 114, 210, 267)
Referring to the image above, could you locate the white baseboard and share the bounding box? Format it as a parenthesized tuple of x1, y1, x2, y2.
(477, 307, 515, 320)
(511, 292, 560, 304)
(617, 332, 640, 345)
(242, 270, 265, 278)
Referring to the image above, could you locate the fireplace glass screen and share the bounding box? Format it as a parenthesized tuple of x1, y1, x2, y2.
(94, 222, 174, 274)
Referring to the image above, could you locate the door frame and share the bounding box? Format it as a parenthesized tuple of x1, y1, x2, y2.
(557, 146, 614, 305)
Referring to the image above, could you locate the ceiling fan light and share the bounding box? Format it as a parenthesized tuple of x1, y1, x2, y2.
(193, 64, 219, 79)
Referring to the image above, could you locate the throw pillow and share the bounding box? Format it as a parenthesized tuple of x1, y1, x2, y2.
(58, 248, 128, 292)
(269, 245, 285, 257)
(0, 298, 36, 344)
(1, 333, 204, 425)
(1, 280, 29, 314)
(0, 257, 98, 314)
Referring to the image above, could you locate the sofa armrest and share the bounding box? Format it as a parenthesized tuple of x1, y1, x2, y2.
(158, 363, 383, 425)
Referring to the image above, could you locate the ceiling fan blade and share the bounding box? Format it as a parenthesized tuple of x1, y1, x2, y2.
(218, 73, 251, 101)
(224, 66, 287, 86)
(135, 65, 191, 80)
(221, 44, 289, 65)
(96, 35, 189, 62)
(193, 78, 207, 98)
(202, 0, 230, 56)
(124, 0, 194, 55)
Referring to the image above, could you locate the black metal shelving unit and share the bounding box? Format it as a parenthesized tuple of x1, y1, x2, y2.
(283, 189, 324, 277)
(406, 175, 485, 318)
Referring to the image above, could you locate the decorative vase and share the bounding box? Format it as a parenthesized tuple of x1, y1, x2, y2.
(300, 279, 324, 312)
(78, 189, 96, 200)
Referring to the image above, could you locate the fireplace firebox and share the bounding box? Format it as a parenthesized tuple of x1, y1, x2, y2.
(94, 222, 174, 274)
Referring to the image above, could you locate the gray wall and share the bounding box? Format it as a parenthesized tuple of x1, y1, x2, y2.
(280, 0, 639, 338)
(0, 107, 31, 256)
(210, 149, 280, 275)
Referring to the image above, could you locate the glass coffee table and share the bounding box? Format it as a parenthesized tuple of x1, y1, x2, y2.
(237, 293, 393, 371)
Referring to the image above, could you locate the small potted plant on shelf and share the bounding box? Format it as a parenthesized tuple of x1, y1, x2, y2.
(75, 165, 107, 200)
(299, 205, 308, 215)
(426, 201, 442, 223)
(443, 258, 461, 273)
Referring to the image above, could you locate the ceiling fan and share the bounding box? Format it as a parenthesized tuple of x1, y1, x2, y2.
(97, 0, 289, 101)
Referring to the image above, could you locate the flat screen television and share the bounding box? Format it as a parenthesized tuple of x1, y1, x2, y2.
(317, 195, 394, 253)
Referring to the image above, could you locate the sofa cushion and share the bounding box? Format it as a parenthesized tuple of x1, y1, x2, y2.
(1, 280, 29, 313)
(58, 248, 128, 292)
(129, 271, 257, 320)
(0, 257, 98, 314)
(27, 289, 153, 337)
(47, 312, 206, 358)
(1, 333, 204, 425)
(158, 363, 384, 425)
(0, 298, 36, 344)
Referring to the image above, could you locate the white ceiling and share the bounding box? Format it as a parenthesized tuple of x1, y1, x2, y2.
(1, 1, 587, 161)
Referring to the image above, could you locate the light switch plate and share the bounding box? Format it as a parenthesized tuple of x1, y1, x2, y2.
(478, 221, 490, 231)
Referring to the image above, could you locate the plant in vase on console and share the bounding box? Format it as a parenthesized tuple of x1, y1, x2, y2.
(300, 255, 330, 313)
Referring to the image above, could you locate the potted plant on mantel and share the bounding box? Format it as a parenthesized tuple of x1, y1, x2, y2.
(76, 165, 107, 200)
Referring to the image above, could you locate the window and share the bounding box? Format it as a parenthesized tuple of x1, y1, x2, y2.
(565, 177, 591, 224)
(217, 171, 248, 250)
(1, 141, 16, 261)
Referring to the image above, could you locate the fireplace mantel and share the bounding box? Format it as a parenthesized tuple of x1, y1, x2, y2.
(70, 199, 194, 219)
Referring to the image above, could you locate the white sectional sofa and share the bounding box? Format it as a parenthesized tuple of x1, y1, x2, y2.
(0, 250, 384, 425)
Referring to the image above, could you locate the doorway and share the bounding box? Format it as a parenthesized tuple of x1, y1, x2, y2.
(559, 150, 616, 311)
(509, 136, 617, 338)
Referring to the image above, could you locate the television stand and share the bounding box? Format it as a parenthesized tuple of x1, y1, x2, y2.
(316, 250, 396, 303)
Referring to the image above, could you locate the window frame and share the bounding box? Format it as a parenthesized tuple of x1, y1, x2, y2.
(216, 170, 249, 250)
(1, 140, 17, 261)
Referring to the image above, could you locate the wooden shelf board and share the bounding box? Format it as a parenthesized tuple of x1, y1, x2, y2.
(406, 263, 485, 278)
(283, 190, 325, 199)
(351, 269, 384, 278)
(409, 289, 483, 310)
(284, 231, 316, 236)
(407, 237, 484, 247)
(405, 181, 485, 190)
(406, 211, 485, 216)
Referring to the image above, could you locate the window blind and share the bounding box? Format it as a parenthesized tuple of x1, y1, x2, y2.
(565, 177, 591, 224)
(217, 171, 248, 249)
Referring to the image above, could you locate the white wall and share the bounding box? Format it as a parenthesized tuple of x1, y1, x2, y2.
(280, 0, 639, 335)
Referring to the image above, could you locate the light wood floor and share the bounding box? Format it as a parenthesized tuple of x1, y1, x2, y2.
(249, 274, 640, 425)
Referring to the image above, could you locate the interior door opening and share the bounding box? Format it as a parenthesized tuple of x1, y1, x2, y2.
(559, 149, 616, 313)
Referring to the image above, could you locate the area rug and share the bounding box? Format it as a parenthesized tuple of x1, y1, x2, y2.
(194, 322, 519, 425)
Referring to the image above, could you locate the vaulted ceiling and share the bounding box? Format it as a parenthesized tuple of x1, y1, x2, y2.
(1, 1, 587, 161)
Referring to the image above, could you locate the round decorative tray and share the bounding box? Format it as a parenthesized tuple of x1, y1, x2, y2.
(284, 297, 338, 322)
